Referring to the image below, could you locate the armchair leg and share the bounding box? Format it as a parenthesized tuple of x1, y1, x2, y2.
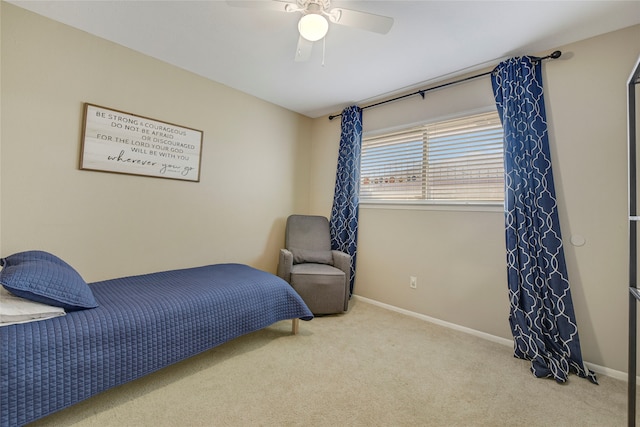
(292, 318, 299, 335)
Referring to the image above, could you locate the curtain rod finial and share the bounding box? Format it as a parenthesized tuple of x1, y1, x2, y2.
(550, 50, 562, 59)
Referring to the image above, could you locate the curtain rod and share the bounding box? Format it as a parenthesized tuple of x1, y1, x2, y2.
(328, 50, 562, 121)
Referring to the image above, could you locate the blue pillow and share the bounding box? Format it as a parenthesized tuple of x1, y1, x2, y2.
(1, 250, 73, 268)
(0, 250, 98, 311)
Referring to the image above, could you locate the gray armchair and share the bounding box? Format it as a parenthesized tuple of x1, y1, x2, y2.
(277, 214, 350, 315)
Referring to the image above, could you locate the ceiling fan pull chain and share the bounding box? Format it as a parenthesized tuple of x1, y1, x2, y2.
(322, 37, 326, 67)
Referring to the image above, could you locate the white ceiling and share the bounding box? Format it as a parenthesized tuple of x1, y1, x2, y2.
(8, 0, 640, 118)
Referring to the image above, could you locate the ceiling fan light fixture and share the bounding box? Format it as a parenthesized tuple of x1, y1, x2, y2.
(298, 13, 329, 41)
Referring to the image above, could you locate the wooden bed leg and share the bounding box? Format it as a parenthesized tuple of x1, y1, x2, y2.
(292, 318, 299, 335)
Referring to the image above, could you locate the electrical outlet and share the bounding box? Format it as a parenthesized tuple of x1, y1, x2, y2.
(409, 276, 417, 289)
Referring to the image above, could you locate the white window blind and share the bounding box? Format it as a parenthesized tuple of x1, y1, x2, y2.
(360, 111, 504, 203)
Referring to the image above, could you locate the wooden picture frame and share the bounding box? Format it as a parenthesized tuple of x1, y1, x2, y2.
(80, 103, 203, 182)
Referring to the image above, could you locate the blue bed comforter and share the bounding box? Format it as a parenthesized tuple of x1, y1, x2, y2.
(0, 263, 312, 426)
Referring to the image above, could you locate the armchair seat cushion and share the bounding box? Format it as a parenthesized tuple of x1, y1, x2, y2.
(291, 263, 344, 277)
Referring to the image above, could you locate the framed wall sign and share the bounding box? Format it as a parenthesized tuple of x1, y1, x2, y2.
(80, 103, 203, 182)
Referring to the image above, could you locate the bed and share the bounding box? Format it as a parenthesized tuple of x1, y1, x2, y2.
(0, 251, 313, 427)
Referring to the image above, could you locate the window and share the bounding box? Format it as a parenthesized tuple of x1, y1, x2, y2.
(360, 111, 504, 204)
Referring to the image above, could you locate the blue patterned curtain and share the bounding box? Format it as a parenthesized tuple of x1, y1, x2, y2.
(491, 56, 596, 384)
(330, 105, 362, 295)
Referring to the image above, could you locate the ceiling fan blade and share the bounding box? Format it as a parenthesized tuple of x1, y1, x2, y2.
(294, 36, 314, 62)
(329, 8, 394, 34)
(225, 0, 298, 13)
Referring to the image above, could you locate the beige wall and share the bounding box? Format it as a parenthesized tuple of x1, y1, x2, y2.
(0, 3, 311, 281)
(310, 25, 640, 374)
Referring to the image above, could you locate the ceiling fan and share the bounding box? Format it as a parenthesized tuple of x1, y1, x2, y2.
(226, 0, 394, 62)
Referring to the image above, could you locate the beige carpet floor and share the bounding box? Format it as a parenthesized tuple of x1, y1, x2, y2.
(28, 298, 631, 427)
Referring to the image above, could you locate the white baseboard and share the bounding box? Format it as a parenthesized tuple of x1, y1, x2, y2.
(353, 295, 630, 382)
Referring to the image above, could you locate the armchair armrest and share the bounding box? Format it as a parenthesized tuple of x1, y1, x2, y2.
(332, 249, 351, 282)
(332, 250, 351, 310)
(277, 248, 293, 283)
